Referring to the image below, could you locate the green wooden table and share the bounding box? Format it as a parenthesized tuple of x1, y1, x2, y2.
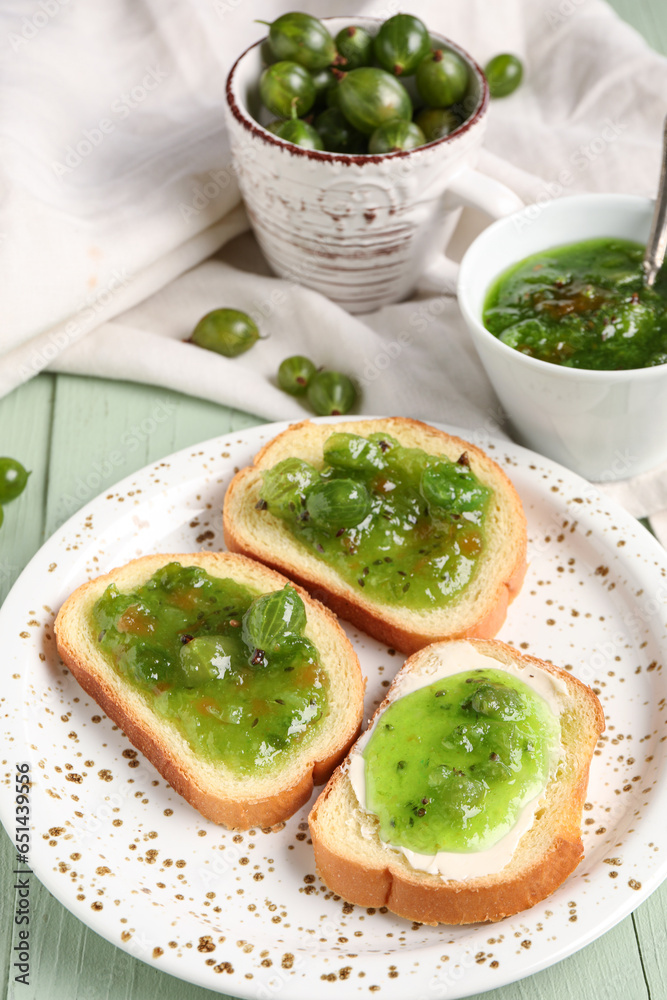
(2, 4, 666, 998)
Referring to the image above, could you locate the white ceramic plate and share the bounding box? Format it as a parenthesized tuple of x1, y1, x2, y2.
(1, 419, 666, 1000)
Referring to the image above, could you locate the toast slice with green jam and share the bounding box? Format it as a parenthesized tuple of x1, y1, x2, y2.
(309, 638, 605, 925)
(223, 418, 527, 654)
(54, 552, 364, 830)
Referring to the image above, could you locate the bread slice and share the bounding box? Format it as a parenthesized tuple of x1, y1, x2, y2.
(309, 638, 605, 925)
(54, 552, 364, 830)
(223, 418, 527, 654)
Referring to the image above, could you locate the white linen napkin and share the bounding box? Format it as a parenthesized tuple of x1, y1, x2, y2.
(2, 0, 667, 543)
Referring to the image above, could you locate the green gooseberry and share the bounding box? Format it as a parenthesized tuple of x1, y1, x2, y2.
(470, 683, 527, 721)
(310, 66, 338, 107)
(338, 67, 412, 135)
(416, 49, 469, 107)
(261, 458, 320, 517)
(323, 432, 386, 473)
(368, 119, 425, 154)
(242, 585, 307, 657)
(307, 370, 357, 416)
(415, 107, 462, 143)
(0, 458, 30, 503)
(485, 53, 523, 98)
(314, 107, 366, 153)
(326, 82, 343, 109)
(260, 13, 336, 71)
(420, 460, 491, 515)
(277, 355, 317, 395)
(259, 61, 316, 119)
(335, 25, 374, 70)
(130, 646, 172, 686)
(273, 118, 324, 150)
(271, 634, 318, 664)
(305, 479, 372, 529)
(190, 309, 259, 357)
(179, 636, 235, 687)
(373, 14, 430, 76)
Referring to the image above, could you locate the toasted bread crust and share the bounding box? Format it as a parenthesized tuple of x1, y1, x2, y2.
(308, 638, 604, 925)
(223, 419, 527, 654)
(55, 552, 364, 830)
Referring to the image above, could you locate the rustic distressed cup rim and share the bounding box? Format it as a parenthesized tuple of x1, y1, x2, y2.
(224, 16, 489, 167)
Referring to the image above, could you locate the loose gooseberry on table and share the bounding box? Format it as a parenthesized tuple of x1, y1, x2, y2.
(277, 355, 318, 395)
(307, 370, 357, 416)
(484, 53, 524, 98)
(190, 309, 259, 357)
(0, 457, 30, 503)
(0, 457, 31, 532)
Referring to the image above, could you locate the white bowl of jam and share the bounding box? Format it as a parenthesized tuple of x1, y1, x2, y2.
(458, 193, 667, 481)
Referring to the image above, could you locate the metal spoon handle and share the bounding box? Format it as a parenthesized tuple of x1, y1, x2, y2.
(643, 114, 667, 288)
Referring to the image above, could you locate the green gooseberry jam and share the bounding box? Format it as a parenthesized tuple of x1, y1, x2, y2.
(363, 668, 560, 854)
(483, 238, 667, 369)
(90, 563, 328, 774)
(258, 432, 493, 610)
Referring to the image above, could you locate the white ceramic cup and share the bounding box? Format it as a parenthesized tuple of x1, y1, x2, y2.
(458, 193, 667, 481)
(224, 17, 523, 314)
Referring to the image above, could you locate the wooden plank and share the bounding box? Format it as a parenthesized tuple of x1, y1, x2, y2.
(0, 375, 55, 1000)
(43, 375, 263, 539)
(606, 0, 667, 54)
(1, 374, 249, 1000)
(633, 890, 667, 999)
(605, 6, 667, 997)
(463, 919, 648, 1000)
(5, 889, 232, 1000)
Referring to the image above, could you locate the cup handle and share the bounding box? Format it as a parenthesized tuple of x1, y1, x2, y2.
(421, 168, 524, 293)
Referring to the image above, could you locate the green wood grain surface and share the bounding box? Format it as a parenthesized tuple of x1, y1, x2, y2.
(1, 3, 665, 998)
